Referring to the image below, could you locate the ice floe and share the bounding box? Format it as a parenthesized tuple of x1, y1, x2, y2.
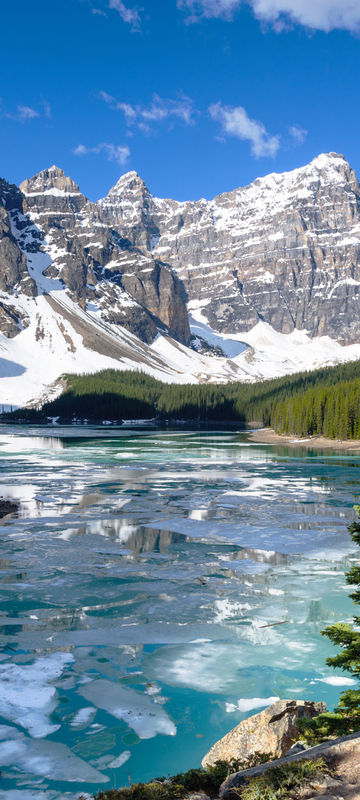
(79, 679, 176, 739)
(0, 725, 108, 783)
(0, 653, 74, 737)
(225, 696, 280, 713)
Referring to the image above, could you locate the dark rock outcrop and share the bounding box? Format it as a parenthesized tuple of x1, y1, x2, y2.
(0, 180, 37, 312)
(0, 499, 18, 518)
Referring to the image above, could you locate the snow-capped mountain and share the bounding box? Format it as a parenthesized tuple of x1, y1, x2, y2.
(1, 153, 360, 408)
(101, 153, 360, 343)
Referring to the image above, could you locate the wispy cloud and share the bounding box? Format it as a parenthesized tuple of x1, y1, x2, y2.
(73, 142, 130, 165)
(4, 104, 43, 122)
(178, 0, 360, 32)
(108, 0, 141, 29)
(177, 0, 240, 22)
(289, 124, 308, 145)
(209, 102, 280, 158)
(17, 105, 40, 120)
(99, 91, 196, 130)
(42, 99, 52, 118)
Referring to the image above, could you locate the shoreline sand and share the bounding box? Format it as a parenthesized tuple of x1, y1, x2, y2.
(248, 428, 360, 451)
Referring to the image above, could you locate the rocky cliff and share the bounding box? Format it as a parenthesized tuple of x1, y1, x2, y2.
(100, 154, 360, 345)
(34, 167, 190, 346)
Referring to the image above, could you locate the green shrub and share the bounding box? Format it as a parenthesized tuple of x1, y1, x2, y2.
(80, 755, 271, 800)
(88, 782, 185, 800)
(237, 758, 328, 800)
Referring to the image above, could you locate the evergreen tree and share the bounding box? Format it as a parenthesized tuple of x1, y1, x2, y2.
(298, 506, 360, 742)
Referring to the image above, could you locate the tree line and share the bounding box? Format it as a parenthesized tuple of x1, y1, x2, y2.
(4, 359, 360, 440)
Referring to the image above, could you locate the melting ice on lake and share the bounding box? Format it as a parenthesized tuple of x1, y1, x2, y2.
(0, 426, 358, 798)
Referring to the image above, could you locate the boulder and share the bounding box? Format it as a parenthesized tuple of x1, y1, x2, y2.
(202, 699, 326, 767)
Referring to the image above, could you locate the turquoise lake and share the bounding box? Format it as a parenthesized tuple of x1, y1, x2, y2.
(0, 426, 359, 800)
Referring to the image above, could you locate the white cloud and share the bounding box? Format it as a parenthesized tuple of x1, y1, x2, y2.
(99, 91, 196, 129)
(17, 105, 40, 120)
(4, 104, 41, 122)
(73, 142, 130, 166)
(209, 102, 280, 157)
(289, 124, 308, 144)
(117, 102, 138, 121)
(251, 0, 360, 32)
(108, 0, 140, 29)
(141, 94, 195, 124)
(177, 0, 360, 32)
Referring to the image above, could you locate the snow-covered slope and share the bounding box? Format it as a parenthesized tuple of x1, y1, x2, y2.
(2, 297, 360, 408)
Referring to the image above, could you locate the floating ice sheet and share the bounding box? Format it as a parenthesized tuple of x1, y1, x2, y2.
(0, 725, 108, 783)
(108, 750, 131, 768)
(225, 696, 280, 713)
(0, 653, 74, 737)
(70, 706, 97, 727)
(79, 679, 176, 739)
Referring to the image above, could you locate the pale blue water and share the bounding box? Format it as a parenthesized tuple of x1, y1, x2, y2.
(0, 426, 359, 800)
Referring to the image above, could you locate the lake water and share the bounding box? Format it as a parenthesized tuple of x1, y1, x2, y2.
(0, 426, 359, 800)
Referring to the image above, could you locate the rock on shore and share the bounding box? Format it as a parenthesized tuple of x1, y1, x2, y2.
(202, 699, 326, 767)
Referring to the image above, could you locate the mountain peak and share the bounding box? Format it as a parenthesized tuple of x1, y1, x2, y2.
(20, 166, 81, 196)
(309, 152, 347, 169)
(106, 170, 149, 197)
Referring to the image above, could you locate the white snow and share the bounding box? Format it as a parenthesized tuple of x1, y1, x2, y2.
(328, 277, 360, 298)
(23, 189, 80, 197)
(3, 303, 360, 406)
(188, 316, 248, 358)
(268, 232, 284, 242)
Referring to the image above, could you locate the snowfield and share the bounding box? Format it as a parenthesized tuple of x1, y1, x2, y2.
(1, 289, 360, 408)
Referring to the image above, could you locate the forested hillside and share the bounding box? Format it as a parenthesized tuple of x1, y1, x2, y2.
(4, 361, 360, 440)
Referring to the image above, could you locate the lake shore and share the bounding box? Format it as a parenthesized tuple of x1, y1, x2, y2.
(248, 428, 360, 451)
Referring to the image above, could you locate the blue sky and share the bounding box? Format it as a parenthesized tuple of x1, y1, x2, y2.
(1, 0, 360, 201)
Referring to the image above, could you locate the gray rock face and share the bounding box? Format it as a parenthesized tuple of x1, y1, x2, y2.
(100, 153, 360, 344)
(0, 180, 37, 299)
(0, 167, 190, 345)
(1, 153, 360, 350)
(0, 180, 37, 337)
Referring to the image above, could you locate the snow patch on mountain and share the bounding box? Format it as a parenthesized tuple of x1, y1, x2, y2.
(2, 296, 360, 408)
